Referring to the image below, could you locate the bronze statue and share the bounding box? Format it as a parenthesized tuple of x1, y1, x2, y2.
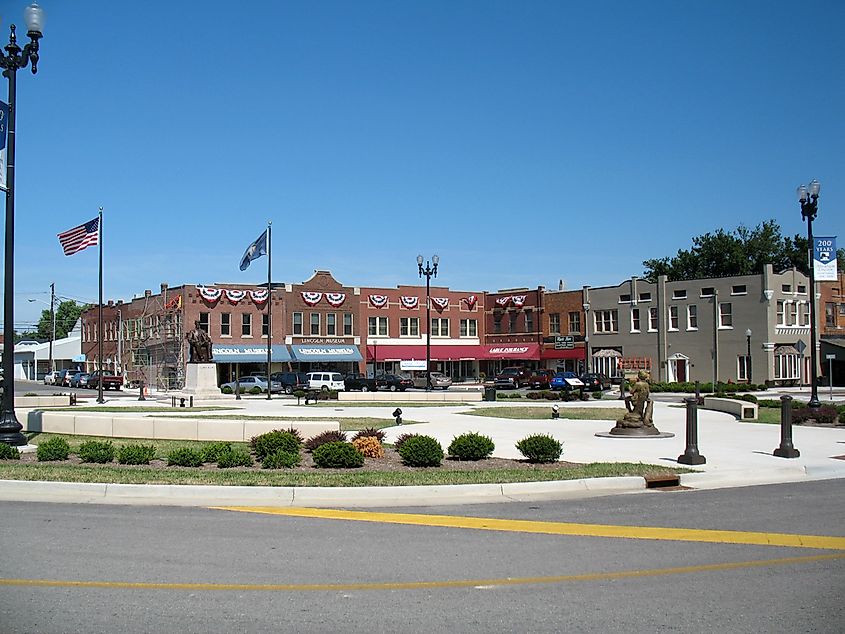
(186, 320, 213, 363)
(612, 370, 658, 435)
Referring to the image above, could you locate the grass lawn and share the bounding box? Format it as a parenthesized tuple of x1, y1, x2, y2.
(24, 432, 238, 458)
(311, 402, 470, 408)
(463, 406, 626, 420)
(755, 407, 782, 424)
(51, 406, 239, 413)
(134, 415, 416, 431)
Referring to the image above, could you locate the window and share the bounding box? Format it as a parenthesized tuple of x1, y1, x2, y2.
(293, 312, 303, 335)
(220, 313, 231, 337)
(797, 285, 807, 294)
(431, 318, 449, 337)
(731, 285, 747, 295)
(525, 310, 534, 332)
(798, 302, 809, 327)
(199, 312, 209, 333)
(825, 303, 836, 327)
(631, 308, 641, 332)
(787, 302, 797, 326)
(700, 287, 715, 297)
(776, 301, 785, 326)
(509, 312, 518, 333)
(310, 312, 320, 336)
(648, 307, 658, 331)
(262, 314, 269, 337)
(568, 312, 580, 334)
(494, 313, 502, 334)
(549, 313, 560, 335)
(737, 355, 751, 381)
(594, 310, 618, 333)
(343, 313, 353, 336)
(460, 319, 477, 337)
(368, 316, 388, 337)
(242, 313, 252, 337)
(619, 294, 631, 303)
(639, 292, 652, 302)
(840, 303, 845, 317)
(782, 284, 791, 293)
(673, 289, 687, 300)
(687, 305, 698, 330)
(774, 352, 800, 380)
(668, 306, 679, 330)
(326, 313, 336, 336)
(719, 302, 732, 328)
(400, 317, 419, 337)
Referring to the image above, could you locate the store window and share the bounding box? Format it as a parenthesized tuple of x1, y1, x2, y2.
(293, 312, 303, 335)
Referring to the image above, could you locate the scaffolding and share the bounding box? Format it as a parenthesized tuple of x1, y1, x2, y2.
(125, 290, 185, 391)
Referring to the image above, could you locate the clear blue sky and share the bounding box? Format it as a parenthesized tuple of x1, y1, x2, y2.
(7, 0, 844, 330)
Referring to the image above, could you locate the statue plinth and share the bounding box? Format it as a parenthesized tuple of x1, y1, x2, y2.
(181, 363, 222, 400)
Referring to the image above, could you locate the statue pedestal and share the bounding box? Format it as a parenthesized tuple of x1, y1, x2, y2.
(182, 363, 222, 400)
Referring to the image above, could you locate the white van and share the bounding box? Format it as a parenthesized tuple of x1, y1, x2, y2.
(306, 371, 345, 392)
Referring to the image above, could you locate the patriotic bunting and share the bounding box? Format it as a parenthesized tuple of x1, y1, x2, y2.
(495, 296, 511, 307)
(225, 289, 247, 304)
(198, 286, 269, 306)
(511, 295, 526, 307)
(462, 295, 477, 309)
(326, 292, 346, 307)
(400, 296, 419, 309)
(198, 287, 223, 304)
(250, 289, 269, 306)
(302, 292, 323, 306)
(431, 297, 449, 311)
(369, 294, 389, 308)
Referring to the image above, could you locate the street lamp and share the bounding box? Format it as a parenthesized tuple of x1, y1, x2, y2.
(745, 328, 752, 384)
(797, 179, 821, 408)
(0, 2, 44, 446)
(582, 301, 590, 375)
(417, 254, 439, 391)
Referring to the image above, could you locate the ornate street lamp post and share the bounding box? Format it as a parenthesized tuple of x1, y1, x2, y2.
(745, 328, 752, 384)
(797, 179, 821, 409)
(0, 2, 44, 446)
(417, 254, 439, 392)
(582, 301, 590, 375)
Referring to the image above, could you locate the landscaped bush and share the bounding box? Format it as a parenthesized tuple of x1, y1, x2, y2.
(393, 433, 418, 451)
(200, 442, 233, 463)
(251, 430, 302, 460)
(448, 432, 494, 461)
(262, 449, 301, 469)
(398, 435, 443, 467)
(118, 444, 156, 465)
(313, 441, 364, 468)
(249, 386, 262, 395)
(712, 393, 758, 404)
(221, 385, 233, 394)
(167, 447, 204, 467)
(351, 427, 387, 443)
(352, 435, 384, 458)
(792, 406, 839, 426)
(36, 437, 70, 462)
(0, 443, 20, 460)
(759, 398, 806, 409)
(544, 391, 561, 400)
(77, 440, 115, 464)
(650, 381, 767, 394)
(516, 434, 563, 463)
(592, 390, 603, 400)
(216, 448, 253, 468)
(304, 430, 347, 453)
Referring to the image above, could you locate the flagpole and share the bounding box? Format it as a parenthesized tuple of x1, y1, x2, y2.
(266, 221, 272, 401)
(97, 206, 104, 404)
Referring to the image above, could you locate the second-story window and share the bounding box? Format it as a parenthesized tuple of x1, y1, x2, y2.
(199, 312, 209, 333)
(594, 310, 618, 333)
(631, 308, 641, 332)
(568, 312, 580, 334)
(368, 316, 388, 336)
(400, 317, 419, 337)
(460, 319, 477, 337)
(310, 312, 320, 335)
(326, 313, 336, 336)
(494, 313, 502, 334)
(242, 313, 251, 337)
(262, 314, 269, 337)
(525, 310, 534, 332)
(687, 305, 698, 329)
(509, 312, 518, 333)
(648, 307, 658, 331)
(549, 313, 560, 335)
(668, 306, 679, 331)
(293, 312, 303, 335)
(343, 313, 353, 336)
(719, 302, 733, 328)
(431, 318, 450, 337)
(221, 313, 231, 337)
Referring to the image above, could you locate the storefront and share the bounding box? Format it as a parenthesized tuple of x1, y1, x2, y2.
(289, 344, 363, 374)
(212, 344, 293, 383)
(366, 344, 480, 381)
(479, 343, 542, 377)
(540, 346, 586, 374)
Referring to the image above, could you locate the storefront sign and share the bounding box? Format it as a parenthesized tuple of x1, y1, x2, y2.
(554, 336, 574, 350)
(299, 338, 349, 344)
(487, 346, 530, 355)
(400, 360, 427, 370)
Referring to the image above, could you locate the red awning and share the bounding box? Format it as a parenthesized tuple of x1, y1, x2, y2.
(367, 345, 483, 361)
(480, 343, 541, 360)
(541, 348, 585, 360)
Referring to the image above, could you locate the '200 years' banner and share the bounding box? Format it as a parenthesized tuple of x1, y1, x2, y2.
(813, 236, 838, 282)
(0, 100, 7, 191)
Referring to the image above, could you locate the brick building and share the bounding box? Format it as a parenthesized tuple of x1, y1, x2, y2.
(820, 271, 845, 385)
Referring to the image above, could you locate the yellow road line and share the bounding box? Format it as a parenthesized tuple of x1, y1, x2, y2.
(213, 506, 845, 551)
(2, 553, 843, 592)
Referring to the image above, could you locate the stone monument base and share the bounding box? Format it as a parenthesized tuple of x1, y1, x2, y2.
(181, 363, 223, 400)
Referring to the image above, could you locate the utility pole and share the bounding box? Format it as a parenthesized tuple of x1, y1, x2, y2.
(48, 282, 55, 373)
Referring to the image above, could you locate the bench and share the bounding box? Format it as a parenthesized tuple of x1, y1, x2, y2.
(702, 397, 758, 420)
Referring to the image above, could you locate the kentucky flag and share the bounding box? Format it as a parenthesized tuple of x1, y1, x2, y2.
(240, 229, 268, 271)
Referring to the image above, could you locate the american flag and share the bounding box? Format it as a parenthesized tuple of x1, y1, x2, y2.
(57, 217, 99, 256)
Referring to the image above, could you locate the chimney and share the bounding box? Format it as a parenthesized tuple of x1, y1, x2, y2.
(144, 289, 152, 298)
(107, 300, 114, 307)
(161, 283, 169, 294)
(558, 279, 564, 291)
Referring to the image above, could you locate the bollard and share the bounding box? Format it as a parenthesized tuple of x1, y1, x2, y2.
(171, 396, 175, 408)
(774, 395, 800, 458)
(678, 397, 706, 465)
(179, 397, 186, 408)
(551, 404, 560, 419)
(138, 381, 146, 401)
(235, 378, 241, 401)
(190, 396, 194, 408)
(393, 407, 403, 426)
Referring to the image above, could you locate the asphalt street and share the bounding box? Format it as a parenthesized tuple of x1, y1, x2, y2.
(1, 480, 843, 633)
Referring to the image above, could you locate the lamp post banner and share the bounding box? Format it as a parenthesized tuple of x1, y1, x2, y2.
(813, 236, 838, 281)
(0, 100, 7, 190)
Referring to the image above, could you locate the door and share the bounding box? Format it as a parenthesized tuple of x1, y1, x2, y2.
(675, 359, 687, 382)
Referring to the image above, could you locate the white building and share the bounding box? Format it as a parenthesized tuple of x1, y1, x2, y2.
(13, 320, 82, 380)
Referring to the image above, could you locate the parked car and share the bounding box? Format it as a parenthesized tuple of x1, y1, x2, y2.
(245, 375, 284, 393)
(70, 372, 90, 388)
(494, 366, 531, 389)
(306, 371, 345, 392)
(412, 371, 452, 390)
(550, 371, 584, 391)
(344, 372, 378, 392)
(270, 371, 309, 394)
(527, 369, 555, 390)
(55, 369, 76, 387)
(43, 370, 60, 385)
(220, 375, 279, 393)
(580, 373, 611, 391)
(376, 373, 413, 392)
(88, 370, 124, 391)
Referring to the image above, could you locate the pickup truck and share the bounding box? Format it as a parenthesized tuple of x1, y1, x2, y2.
(527, 369, 555, 390)
(343, 372, 378, 392)
(494, 366, 531, 389)
(87, 370, 124, 391)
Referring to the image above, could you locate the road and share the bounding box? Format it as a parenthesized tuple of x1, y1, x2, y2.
(1, 480, 843, 633)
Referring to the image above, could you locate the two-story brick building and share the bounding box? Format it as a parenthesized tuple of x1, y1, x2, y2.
(820, 271, 845, 385)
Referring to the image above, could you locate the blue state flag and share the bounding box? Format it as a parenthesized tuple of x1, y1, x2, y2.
(240, 229, 268, 271)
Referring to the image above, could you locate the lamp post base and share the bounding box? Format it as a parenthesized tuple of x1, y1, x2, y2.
(0, 411, 26, 446)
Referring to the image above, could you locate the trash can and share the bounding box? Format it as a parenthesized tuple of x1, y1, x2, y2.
(484, 386, 497, 401)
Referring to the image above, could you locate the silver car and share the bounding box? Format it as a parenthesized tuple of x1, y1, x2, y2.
(412, 371, 452, 390)
(220, 375, 281, 393)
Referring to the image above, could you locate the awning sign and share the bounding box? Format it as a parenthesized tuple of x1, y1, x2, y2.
(400, 360, 427, 370)
(814, 237, 838, 281)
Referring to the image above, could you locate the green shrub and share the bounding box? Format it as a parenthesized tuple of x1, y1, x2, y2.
(398, 435, 443, 467)
(216, 448, 253, 468)
(221, 385, 233, 394)
(251, 430, 302, 460)
(544, 391, 561, 400)
(516, 434, 563, 463)
(262, 449, 301, 469)
(249, 386, 262, 395)
(0, 443, 20, 460)
(77, 440, 115, 464)
(793, 406, 839, 425)
(393, 433, 418, 451)
(592, 390, 603, 400)
(36, 437, 70, 461)
(351, 427, 386, 443)
(313, 441, 364, 468)
(200, 442, 232, 463)
(167, 447, 204, 467)
(118, 444, 156, 465)
(304, 430, 347, 453)
(448, 432, 494, 461)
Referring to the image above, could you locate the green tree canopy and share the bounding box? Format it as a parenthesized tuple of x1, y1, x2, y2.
(34, 300, 87, 340)
(642, 220, 844, 282)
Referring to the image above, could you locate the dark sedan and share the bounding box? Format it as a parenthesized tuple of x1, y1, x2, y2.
(580, 373, 611, 390)
(376, 373, 413, 392)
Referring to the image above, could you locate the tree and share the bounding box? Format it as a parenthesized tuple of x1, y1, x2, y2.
(34, 300, 87, 340)
(641, 220, 839, 282)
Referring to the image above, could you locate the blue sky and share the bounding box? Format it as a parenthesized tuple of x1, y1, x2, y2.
(6, 0, 844, 329)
